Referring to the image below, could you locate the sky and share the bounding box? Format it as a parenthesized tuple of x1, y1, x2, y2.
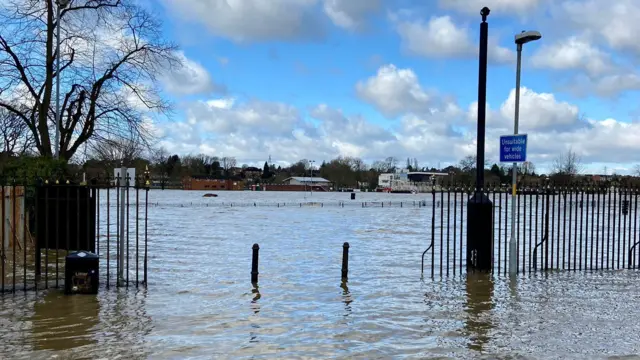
(146, 0, 640, 174)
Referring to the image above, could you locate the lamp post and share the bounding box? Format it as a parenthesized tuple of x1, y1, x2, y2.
(54, 0, 70, 159)
(509, 30, 542, 276)
(466, 7, 493, 272)
(309, 160, 315, 196)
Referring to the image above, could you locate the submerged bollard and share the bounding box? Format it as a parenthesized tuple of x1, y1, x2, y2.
(251, 244, 260, 283)
(342, 242, 350, 280)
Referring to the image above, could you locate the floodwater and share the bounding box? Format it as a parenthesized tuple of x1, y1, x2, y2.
(1, 190, 640, 359)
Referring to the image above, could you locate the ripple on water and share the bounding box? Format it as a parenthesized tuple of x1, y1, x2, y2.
(1, 190, 640, 359)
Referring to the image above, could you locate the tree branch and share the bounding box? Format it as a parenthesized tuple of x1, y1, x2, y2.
(0, 36, 39, 101)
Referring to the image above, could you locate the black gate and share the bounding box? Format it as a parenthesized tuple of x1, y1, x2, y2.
(1, 174, 150, 293)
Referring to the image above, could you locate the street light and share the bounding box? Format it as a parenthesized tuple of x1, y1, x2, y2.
(54, 0, 70, 159)
(509, 30, 541, 276)
(309, 160, 315, 196)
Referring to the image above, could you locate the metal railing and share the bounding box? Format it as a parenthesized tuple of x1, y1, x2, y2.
(421, 184, 640, 277)
(0, 175, 150, 293)
(147, 200, 439, 208)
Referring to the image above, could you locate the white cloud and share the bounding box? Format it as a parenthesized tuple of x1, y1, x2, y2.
(160, 51, 226, 96)
(161, 0, 323, 43)
(322, 0, 380, 30)
(558, 0, 640, 55)
(438, 0, 544, 16)
(531, 37, 613, 76)
(157, 82, 640, 173)
(467, 87, 581, 132)
(563, 73, 640, 98)
(529, 36, 640, 98)
(499, 88, 581, 131)
(355, 64, 437, 117)
(185, 98, 308, 137)
(396, 16, 472, 58)
(394, 15, 514, 63)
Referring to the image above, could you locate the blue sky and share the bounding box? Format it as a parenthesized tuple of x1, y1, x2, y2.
(148, 0, 640, 175)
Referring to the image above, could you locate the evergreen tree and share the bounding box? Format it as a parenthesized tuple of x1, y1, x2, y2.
(262, 161, 271, 179)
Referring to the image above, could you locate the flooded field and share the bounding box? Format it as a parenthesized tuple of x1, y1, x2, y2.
(1, 190, 640, 359)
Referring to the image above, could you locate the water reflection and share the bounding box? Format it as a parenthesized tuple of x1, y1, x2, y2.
(250, 284, 260, 313)
(463, 272, 495, 352)
(32, 291, 99, 351)
(96, 289, 153, 358)
(340, 280, 352, 317)
(249, 284, 260, 344)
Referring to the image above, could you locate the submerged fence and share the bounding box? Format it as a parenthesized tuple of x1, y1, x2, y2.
(1, 175, 150, 293)
(421, 184, 640, 277)
(148, 200, 435, 208)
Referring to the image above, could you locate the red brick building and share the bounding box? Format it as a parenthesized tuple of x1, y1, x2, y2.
(182, 178, 245, 191)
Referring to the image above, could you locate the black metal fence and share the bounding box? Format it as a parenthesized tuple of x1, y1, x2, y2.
(421, 184, 640, 277)
(0, 175, 150, 293)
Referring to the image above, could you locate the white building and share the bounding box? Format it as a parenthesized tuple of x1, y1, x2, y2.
(283, 177, 331, 186)
(377, 171, 449, 192)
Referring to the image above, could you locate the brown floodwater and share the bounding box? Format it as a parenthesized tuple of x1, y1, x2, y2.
(1, 190, 640, 359)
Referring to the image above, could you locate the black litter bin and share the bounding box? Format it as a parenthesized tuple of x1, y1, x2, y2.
(351, 192, 356, 200)
(65, 251, 99, 295)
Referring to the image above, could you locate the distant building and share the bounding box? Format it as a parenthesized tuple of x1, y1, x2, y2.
(243, 167, 262, 179)
(584, 174, 612, 182)
(229, 167, 243, 176)
(406, 171, 449, 182)
(377, 171, 449, 192)
(282, 177, 331, 186)
(183, 177, 244, 191)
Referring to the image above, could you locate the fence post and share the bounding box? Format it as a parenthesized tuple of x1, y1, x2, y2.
(251, 243, 260, 283)
(118, 165, 126, 287)
(342, 242, 349, 280)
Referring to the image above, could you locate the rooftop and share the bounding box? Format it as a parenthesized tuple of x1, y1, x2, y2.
(284, 177, 331, 183)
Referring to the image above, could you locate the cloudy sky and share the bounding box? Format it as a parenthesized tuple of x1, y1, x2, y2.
(150, 0, 640, 174)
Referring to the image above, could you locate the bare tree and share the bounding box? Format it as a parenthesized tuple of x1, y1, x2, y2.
(521, 161, 535, 175)
(552, 149, 582, 176)
(151, 146, 169, 166)
(0, 0, 179, 161)
(459, 155, 476, 173)
(459, 155, 489, 173)
(350, 157, 367, 172)
(221, 156, 236, 173)
(0, 108, 32, 154)
(90, 134, 143, 166)
(371, 160, 388, 173)
(384, 156, 398, 171)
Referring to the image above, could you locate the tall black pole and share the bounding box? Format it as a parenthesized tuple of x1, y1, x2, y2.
(466, 7, 493, 272)
(476, 7, 489, 192)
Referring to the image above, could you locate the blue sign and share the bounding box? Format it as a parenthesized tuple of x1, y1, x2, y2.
(500, 134, 528, 162)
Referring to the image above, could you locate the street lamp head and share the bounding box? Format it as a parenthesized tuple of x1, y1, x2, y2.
(480, 7, 490, 22)
(515, 30, 542, 45)
(57, 0, 71, 8)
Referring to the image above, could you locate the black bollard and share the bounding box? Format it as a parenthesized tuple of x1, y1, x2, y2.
(251, 244, 259, 283)
(342, 242, 350, 280)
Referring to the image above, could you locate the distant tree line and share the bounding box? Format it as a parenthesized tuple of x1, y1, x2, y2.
(3, 143, 640, 189)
